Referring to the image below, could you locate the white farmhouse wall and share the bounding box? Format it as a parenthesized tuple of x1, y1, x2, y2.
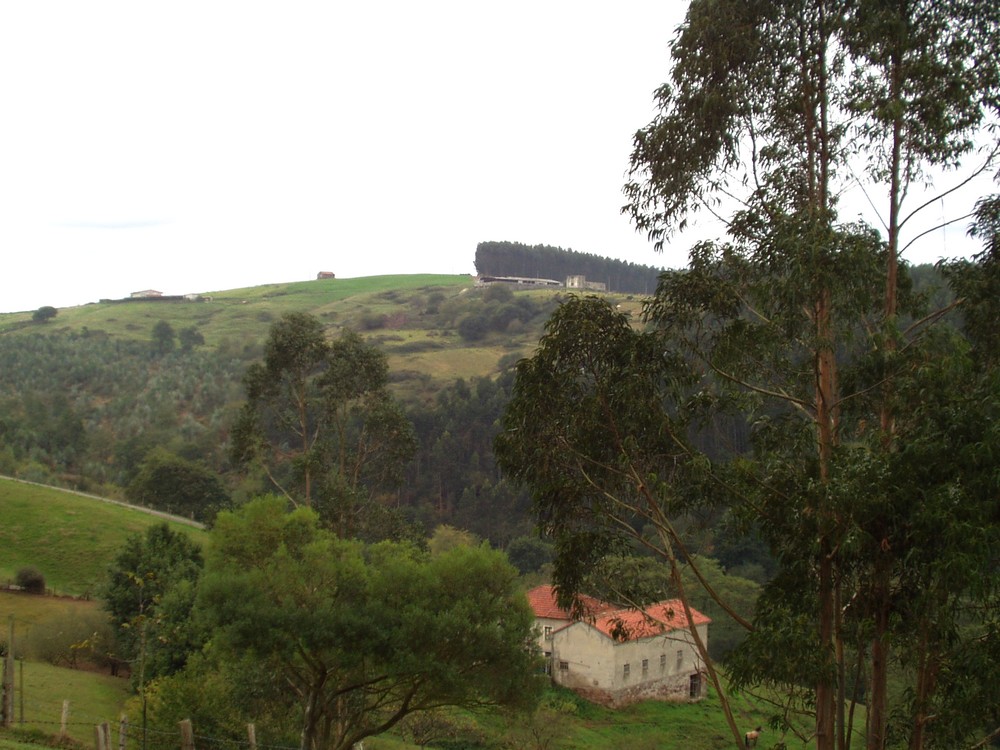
(550, 621, 708, 707)
(534, 616, 569, 657)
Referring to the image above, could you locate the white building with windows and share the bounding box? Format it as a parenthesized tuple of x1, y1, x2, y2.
(526, 584, 710, 707)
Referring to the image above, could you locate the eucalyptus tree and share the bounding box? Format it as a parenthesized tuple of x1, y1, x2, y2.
(231, 313, 416, 535)
(500, 1, 1000, 748)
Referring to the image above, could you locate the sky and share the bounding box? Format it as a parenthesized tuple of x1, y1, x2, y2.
(0, 2, 994, 314)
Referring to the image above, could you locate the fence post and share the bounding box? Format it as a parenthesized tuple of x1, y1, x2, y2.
(247, 723, 257, 750)
(180, 718, 195, 750)
(95, 721, 111, 750)
(2, 615, 13, 728)
(119, 714, 128, 750)
(61, 700, 71, 738)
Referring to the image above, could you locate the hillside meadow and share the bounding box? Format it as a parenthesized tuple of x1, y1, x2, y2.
(0, 477, 206, 597)
(0, 274, 644, 404)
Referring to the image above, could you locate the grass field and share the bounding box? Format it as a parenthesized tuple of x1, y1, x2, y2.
(0, 478, 207, 597)
(0, 275, 474, 344)
(4, 660, 129, 744)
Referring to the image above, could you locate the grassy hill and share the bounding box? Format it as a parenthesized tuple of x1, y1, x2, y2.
(0, 274, 644, 402)
(0, 477, 207, 597)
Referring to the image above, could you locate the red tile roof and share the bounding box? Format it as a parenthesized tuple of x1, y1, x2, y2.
(526, 585, 710, 642)
(592, 599, 711, 641)
(526, 584, 614, 621)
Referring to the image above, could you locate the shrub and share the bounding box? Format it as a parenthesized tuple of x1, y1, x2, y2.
(482, 284, 513, 303)
(359, 313, 388, 330)
(23, 609, 116, 669)
(15, 566, 46, 594)
(458, 313, 488, 342)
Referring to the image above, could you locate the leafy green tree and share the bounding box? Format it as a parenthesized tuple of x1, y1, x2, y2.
(102, 524, 204, 685)
(32, 306, 57, 323)
(231, 314, 416, 533)
(126, 448, 230, 523)
(495, 296, 746, 743)
(502, 1, 1000, 747)
(177, 326, 205, 352)
(191, 497, 542, 750)
(151, 320, 176, 356)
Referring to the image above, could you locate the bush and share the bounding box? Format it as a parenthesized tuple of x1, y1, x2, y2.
(23, 609, 116, 670)
(458, 313, 488, 341)
(359, 313, 388, 330)
(16, 566, 46, 594)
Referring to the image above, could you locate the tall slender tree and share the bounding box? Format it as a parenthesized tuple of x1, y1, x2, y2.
(500, 1, 1000, 748)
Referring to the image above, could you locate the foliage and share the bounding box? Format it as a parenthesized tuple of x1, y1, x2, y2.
(427, 524, 478, 555)
(406, 374, 533, 546)
(102, 523, 204, 685)
(22, 608, 116, 670)
(151, 320, 176, 356)
(504, 536, 553, 576)
(231, 314, 417, 535)
(177, 326, 204, 352)
(126, 448, 230, 523)
(183, 497, 543, 750)
(31, 306, 57, 324)
(600, 1, 1000, 748)
(15, 566, 46, 594)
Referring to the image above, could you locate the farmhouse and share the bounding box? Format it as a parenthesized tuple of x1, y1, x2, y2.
(527, 584, 710, 707)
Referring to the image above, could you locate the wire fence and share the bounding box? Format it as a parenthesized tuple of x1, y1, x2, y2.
(7, 705, 302, 750)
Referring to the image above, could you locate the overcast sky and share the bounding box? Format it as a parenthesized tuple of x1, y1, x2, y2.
(0, 2, 992, 314)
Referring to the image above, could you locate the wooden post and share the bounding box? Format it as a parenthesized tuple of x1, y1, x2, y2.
(18, 659, 23, 724)
(2, 615, 13, 728)
(247, 723, 257, 750)
(61, 700, 70, 738)
(180, 718, 195, 750)
(95, 722, 111, 750)
(119, 714, 128, 750)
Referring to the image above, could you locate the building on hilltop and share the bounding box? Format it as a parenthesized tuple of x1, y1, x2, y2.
(565, 274, 607, 292)
(316, 271, 336, 279)
(526, 584, 710, 707)
(130, 289, 163, 298)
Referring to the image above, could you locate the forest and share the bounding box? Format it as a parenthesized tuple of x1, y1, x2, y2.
(474, 240, 665, 294)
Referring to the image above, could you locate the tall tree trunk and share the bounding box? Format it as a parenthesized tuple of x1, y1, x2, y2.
(816, 287, 839, 750)
(870, 21, 906, 749)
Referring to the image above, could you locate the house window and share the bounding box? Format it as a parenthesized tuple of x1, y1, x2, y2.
(642, 658, 649, 676)
(660, 653, 667, 671)
(623, 663, 630, 680)
(543, 626, 553, 641)
(559, 661, 569, 671)
(676, 650, 684, 670)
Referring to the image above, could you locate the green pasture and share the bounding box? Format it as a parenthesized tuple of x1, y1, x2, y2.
(4, 660, 129, 745)
(0, 478, 207, 597)
(0, 275, 474, 343)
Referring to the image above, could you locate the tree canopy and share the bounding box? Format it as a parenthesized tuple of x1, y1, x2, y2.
(175, 497, 542, 750)
(230, 313, 416, 535)
(501, 1, 1000, 748)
